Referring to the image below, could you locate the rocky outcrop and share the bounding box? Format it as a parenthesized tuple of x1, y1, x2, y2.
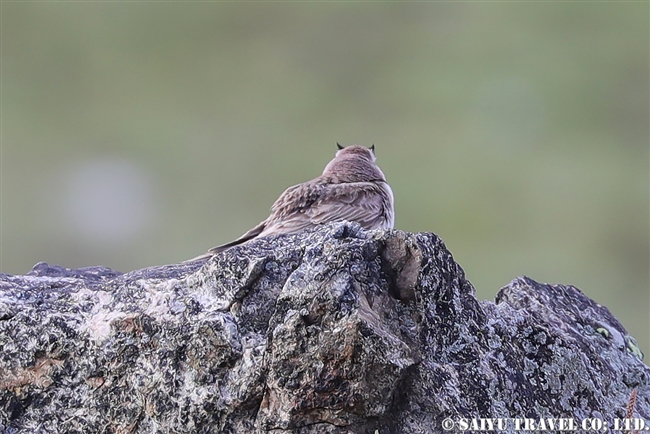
(0, 222, 648, 433)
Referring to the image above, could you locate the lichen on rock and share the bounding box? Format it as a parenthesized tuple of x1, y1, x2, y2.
(0, 222, 647, 433)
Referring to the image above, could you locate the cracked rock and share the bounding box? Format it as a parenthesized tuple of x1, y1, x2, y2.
(0, 222, 647, 433)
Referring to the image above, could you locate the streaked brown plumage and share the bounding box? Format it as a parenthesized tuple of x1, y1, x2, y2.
(206, 144, 394, 254)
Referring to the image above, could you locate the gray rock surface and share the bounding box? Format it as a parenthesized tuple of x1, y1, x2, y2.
(0, 222, 648, 433)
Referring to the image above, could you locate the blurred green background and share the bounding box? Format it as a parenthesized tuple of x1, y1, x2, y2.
(2, 3, 648, 354)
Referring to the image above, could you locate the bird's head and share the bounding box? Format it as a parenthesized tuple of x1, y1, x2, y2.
(322, 144, 387, 183)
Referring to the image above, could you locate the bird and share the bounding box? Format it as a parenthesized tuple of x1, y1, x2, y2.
(203, 143, 394, 255)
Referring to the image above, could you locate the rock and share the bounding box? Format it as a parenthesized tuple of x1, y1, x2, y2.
(0, 222, 648, 433)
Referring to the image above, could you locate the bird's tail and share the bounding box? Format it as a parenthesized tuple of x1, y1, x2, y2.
(206, 235, 256, 254)
(183, 221, 266, 263)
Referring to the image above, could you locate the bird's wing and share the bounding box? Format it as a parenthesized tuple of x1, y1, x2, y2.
(307, 181, 391, 228)
(261, 180, 391, 235)
(203, 180, 392, 256)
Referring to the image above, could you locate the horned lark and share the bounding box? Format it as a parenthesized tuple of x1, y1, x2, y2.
(206, 143, 394, 254)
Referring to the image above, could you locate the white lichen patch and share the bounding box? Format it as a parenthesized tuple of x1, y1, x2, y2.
(142, 289, 173, 321)
(140, 278, 187, 322)
(82, 308, 127, 343)
(75, 289, 125, 342)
